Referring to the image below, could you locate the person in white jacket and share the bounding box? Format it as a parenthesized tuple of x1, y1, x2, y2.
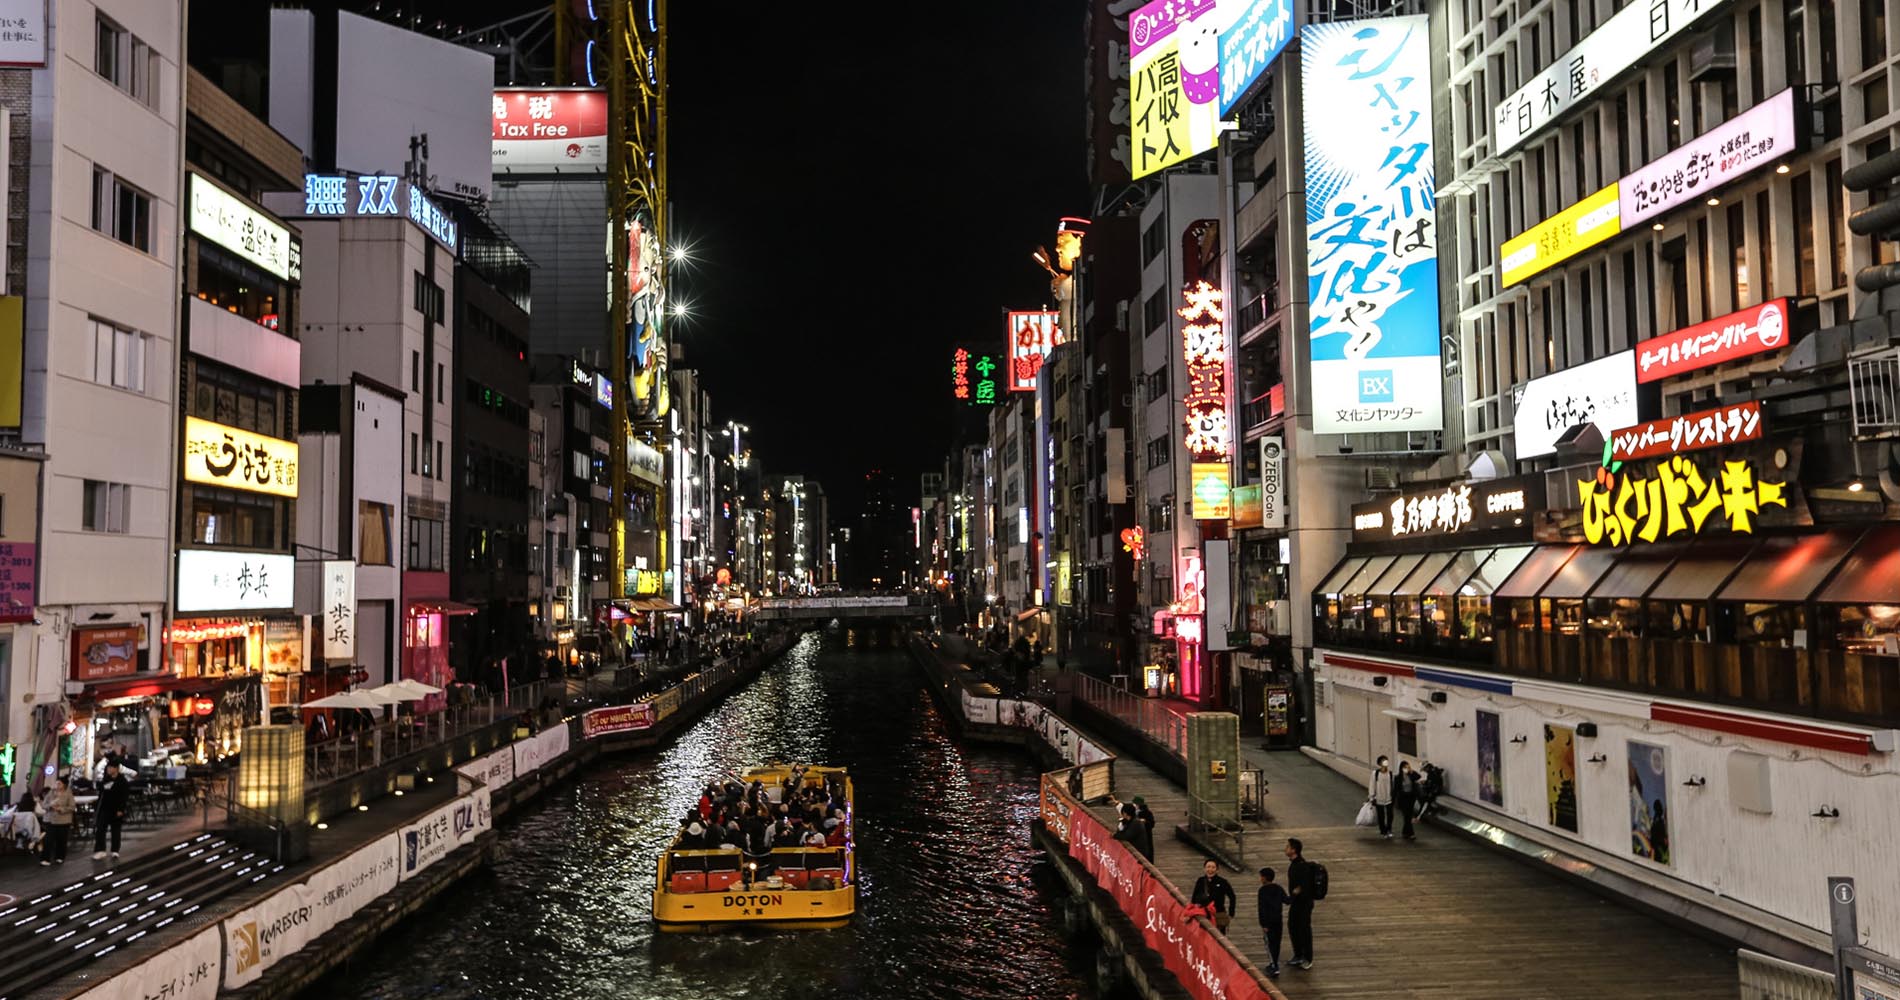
(1367, 755, 1395, 839)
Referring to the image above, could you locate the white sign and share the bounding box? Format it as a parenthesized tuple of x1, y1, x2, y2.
(1511, 350, 1639, 459)
(321, 560, 355, 661)
(1258, 435, 1286, 529)
(76, 925, 221, 1000)
(190, 174, 291, 280)
(1621, 88, 1798, 226)
(628, 439, 663, 486)
(177, 549, 295, 613)
(960, 688, 998, 725)
(456, 746, 516, 791)
(1494, 0, 1726, 155)
(299, 174, 458, 253)
(397, 787, 492, 881)
(223, 882, 317, 988)
(0, 2, 46, 67)
(512, 724, 570, 778)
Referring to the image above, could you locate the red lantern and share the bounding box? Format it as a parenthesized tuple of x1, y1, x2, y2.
(193, 697, 215, 717)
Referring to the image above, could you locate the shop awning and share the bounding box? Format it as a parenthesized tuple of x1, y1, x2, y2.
(1584, 547, 1680, 602)
(1367, 553, 1425, 598)
(644, 599, 685, 614)
(1339, 554, 1396, 596)
(1392, 550, 1458, 597)
(1539, 546, 1620, 599)
(1494, 545, 1581, 600)
(1814, 524, 1900, 605)
(1315, 556, 1368, 596)
(1420, 548, 1495, 598)
(409, 599, 479, 617)
(1466, 545, 1536, 595)
(1716, 527, 1864, 604)
(1646, 538, 1756, 602)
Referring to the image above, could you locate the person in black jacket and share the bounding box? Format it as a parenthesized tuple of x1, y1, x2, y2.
(1257, 867, 1290, 976)
(1393, 760, 1420, 840)
(1189, 859, 1237, 930)
(92, 763, 131, 860)
(1113, 803, 1154, 862)
(1284, 838, 1316, 969)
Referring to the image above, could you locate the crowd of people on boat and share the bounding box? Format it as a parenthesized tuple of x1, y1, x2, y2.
(675, 765, 848, 854)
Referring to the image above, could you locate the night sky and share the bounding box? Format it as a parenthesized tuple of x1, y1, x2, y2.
(666, 4, 1089, 515)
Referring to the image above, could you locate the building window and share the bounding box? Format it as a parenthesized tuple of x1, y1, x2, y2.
(1141, 218, 1165, 264)
(193, 243, 281, 328)
(91, 167, 152, 252)
(83, 480, 130, 533)
(436, 363, 444, 403)
(410, 433, 419, 474)
(1146, 435, 1169, 470)
(413, 272, 444, 322)
(1729, 202, 1749, 307)
(90, 318, 151, 393)
(1826, 158, 1847, 290)
(407, 516, 445, 571)
(411, 351, 420, 392)
(435, 441, 444, 481)
(1143, 288, 1167, 334)
(358, 500, 392, 565)
(94, 14, 159, 109)
(1145, 367, 1167, 402)
(188, 486, 281, 548)
(188, 359, 285, 436)
(1757, 190, 1776, 299)
(1793, 171, 1817, 297)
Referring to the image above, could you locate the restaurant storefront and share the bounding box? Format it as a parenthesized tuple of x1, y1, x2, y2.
(1307, 441, 1899, 958)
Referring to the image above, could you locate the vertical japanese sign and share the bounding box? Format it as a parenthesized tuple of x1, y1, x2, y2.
(952, 347, 1001, 405)
(1302, 16, 1443, 435)
(1008, 311, 1061, 392)
(1181, 281, 1231, 519)
(1129, 0, 1226, 179)
(1217, 0, 1294, 117)
(0, 540, 34, 622)
(322, 561, 356, 661)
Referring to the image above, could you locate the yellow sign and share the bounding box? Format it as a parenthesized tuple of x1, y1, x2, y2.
(0, 296, 19, 427)
(630, 569, 663, 595)
(1129, 1, 1223, 180)
(183, 416, 298, 498)
(1500, 183, 1622, 287)
(1190, 462, 1232, 520)
(1578, 456, 1787, 546)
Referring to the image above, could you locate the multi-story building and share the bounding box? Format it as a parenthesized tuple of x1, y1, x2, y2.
(1074, 215, 1142, 675)
(1298, 0, 1900, 962)
(530, 357, 612, 629)
(10, 0, 187, 780)
(171, 66, 307, 760)
(772, 475, 829, 593)
(449, 219, 534, 672)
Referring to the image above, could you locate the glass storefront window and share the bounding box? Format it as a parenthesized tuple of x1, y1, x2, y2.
(1735, 601, 1804, 647)
(195, 242, 281, 328)
(1823, 603, 1900, 655)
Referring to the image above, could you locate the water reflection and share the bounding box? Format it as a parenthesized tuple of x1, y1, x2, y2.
(330, 630, 1100, 999)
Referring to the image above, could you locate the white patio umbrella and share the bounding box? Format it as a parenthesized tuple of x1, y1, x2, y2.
(389, 678, 443, 697)
(368, 682, 427, 703)
(303, 690, 386, 710)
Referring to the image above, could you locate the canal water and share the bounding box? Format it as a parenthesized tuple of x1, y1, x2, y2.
(324, 630, 1107, 1000)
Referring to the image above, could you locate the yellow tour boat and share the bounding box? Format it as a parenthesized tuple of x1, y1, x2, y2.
(652, 763, 856, 932)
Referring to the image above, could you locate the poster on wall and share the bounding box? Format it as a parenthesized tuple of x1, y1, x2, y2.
(1128, 0, 1228, 180)
(1475, 710, 1503, 806)
(1301, 16, 1444, 435)
(1544, 723, 1579, 832)
(1627, 740, 1671, 864)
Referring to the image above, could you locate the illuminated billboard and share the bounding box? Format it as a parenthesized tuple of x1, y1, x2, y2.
(1007, 311, 1061, 392)
(492, 89, 608, 170)
(1129, 0, 1227, 179)
(1620, 88, 1799, 227)
(627, 213, 669, 420)
(1301, 16, 1442, 435)
(1636, 299, 1790, 383)
(1217, 0, 1293, 117)
(1180, 281, 1231, 520)
(183, 417, 299, 498)
(1500, 183, 1622, 287)
(1512, 350, 1638, 459)
(952, 347, 1001, 405)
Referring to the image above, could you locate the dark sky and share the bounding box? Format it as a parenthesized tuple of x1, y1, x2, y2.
(666, 4, 1089, 515)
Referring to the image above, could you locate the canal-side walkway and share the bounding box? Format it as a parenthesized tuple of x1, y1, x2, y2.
(1078, 720, 1740, 1000)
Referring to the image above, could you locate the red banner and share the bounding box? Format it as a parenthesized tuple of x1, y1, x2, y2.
(1635, 298, 1789, 383)
(581, 702, 655, 738)
(1064, 790, 1267, 1000)
(1608, 401, 1764, 462)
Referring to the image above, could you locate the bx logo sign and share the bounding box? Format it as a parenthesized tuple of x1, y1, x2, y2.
(1358, 370, 1394, 403)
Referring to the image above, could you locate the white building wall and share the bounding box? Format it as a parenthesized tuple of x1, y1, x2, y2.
(17, 0, 186, 736)
(1312, 651, 1899, 958)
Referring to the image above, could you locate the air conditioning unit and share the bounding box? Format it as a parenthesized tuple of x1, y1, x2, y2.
(1689, 22, 1737, 81)
(1365, 466, 1399, 490)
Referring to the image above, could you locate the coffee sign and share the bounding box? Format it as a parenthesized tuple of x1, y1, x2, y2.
(1351, 476, 1543, 543)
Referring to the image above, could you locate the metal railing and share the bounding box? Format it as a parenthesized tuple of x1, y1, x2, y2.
(204, 769, 290, 861)
(1738, 949, 1834, 1000)
(1073, 674, 1188, 761)
(1187, 788, 1248, 867)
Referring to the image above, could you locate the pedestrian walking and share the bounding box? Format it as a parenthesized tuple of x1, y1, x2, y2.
(1367, 754, 1395, 839)
(1284, 838, 1318, 969)
(1257, 867, 1289, 976)
(1394, 760, 1420, 840)
(93, 763, 131, 860)
(41, 777, 74, 866)
(1189, 859, 1237, 931)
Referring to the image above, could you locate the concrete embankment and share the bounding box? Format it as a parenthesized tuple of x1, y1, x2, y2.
(52, 632, 802, 1000)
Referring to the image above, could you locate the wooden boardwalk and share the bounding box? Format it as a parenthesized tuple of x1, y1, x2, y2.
(1088, 741, 1740, 1000)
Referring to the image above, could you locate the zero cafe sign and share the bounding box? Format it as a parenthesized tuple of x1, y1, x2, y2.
(1350, 477, 1543, 543)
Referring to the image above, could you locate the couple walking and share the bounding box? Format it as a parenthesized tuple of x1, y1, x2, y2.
(1366, 755, 1420, 840)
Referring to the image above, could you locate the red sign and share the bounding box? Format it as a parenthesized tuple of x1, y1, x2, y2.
(1635, 299, 1790, 383)
(491, 89, 608, 169)
(1060, 781, 1266, 1000)
(73, 625, 142, 682)
(1007, 311, 1061, 391)
(1608, 401, 1765, 462)
(0, 541, 34, 623)
(582, 702, 655, 738)
(1180, 281, 1229, 459)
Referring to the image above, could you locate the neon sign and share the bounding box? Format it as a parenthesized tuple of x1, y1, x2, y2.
(952, 347, 1001, 405)
(1180, 279, 1231, 520)
(1007, 311, 1061, 391)
(1578, 456, 1787, 547)
(301, 174, 459, 253)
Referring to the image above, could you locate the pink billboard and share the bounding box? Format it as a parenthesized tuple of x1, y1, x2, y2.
(1619, 88, 1797, 227)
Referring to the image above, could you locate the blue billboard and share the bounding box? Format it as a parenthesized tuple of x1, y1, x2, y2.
(1300, 15, 1443, 435)
(1217, 0, 1294, 117)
